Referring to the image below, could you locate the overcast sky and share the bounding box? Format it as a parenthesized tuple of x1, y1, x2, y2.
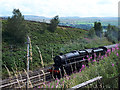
(0, 0, 119, 17)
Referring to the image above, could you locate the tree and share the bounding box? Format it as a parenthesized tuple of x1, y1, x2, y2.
(40, 22, 47, 34)
(88, 27, 95, 38)
(5, 9, 27, 43)
(105, 24, 118, 43)
(48, 15, 59, 32)
(94, 22, 102, 37)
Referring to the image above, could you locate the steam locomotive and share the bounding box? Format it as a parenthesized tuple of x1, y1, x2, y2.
(48, 44, 119, 79)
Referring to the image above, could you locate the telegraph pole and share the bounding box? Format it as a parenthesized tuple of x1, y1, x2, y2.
(26, 36, 30, 89)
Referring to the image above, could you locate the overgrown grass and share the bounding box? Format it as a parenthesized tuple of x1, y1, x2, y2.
(39, 44, 120, 88)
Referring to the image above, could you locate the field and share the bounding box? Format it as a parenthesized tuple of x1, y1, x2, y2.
(59, 17, 118, 30)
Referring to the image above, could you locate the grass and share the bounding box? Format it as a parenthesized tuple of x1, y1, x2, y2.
(39, 44, 120, 88)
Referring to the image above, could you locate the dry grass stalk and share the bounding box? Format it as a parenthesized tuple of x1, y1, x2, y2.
(14, 60, 25, 87)
(23, 69, 33, 88)
(18, 71, 25, 87)
(63, 66, 67, 76)
(29, 36, 32, 62)
(41, 70, 46, 82)
(51, 66, 55, 80)
(3, 64, 11, 78)
(12, 68, 21, 88)
(13, 61, 18, 74)
(3, 64, 13, 88)
(38, 72, 41, 82)
(59, 68, 62, 78)
(52, 48, 53, 61)
(36, 45, 44, 68)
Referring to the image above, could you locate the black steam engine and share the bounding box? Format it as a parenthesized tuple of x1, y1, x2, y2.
(48, 44, 118, 79)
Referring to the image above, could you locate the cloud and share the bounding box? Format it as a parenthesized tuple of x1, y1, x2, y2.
(0, 0, 119, 17)
(97, 0, 112, 5)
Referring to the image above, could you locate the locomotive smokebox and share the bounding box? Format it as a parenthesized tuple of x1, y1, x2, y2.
(54, 55, 65, 66)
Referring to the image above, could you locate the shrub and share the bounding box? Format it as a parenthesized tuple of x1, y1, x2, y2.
(3, 9, 27, 44)
(48, 15, 59, 32)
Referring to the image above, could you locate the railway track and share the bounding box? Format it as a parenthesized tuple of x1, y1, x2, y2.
(1, 59, 87, 88)
(1, 65, 54, 88)
(0, 58, 89, 88)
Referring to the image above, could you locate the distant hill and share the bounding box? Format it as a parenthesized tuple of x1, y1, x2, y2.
(24, 15, 51, 23)
(1, 15, 118, 30)
(23, 16, 118, 30)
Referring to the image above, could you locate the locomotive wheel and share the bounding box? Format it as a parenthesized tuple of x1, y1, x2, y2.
(53, 73, 61, 79)
(76, 62, 82, 72)
(57, 74, 61, 79)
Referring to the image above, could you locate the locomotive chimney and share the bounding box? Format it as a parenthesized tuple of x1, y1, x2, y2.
(60, 53, 63, 55)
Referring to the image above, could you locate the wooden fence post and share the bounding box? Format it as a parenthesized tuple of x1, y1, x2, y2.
(26, 36, 30, 89)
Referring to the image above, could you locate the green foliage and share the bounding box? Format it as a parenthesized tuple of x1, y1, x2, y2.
(94, 22, 102, 37)
(3, 9, 27, 44)
(88, 27, 95, 38)
(48, 15, 59, 32)
(105, 24, 118, 43)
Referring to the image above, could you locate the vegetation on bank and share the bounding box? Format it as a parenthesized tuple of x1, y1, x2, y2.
(38, 44, 120, 88)
(2, 9, 119, 79)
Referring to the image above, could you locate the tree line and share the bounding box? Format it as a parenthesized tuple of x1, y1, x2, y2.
(88, 21, 120, 43)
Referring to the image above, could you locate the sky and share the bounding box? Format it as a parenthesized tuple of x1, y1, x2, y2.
(0, 0, 119, 17)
